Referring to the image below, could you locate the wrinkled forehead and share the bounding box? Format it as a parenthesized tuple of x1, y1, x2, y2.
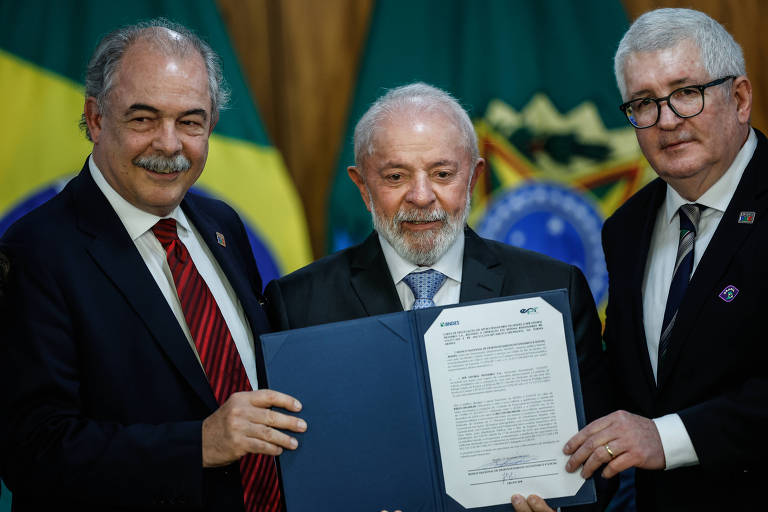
(624, 40, 708, 92)
(369, 108, 467, 154)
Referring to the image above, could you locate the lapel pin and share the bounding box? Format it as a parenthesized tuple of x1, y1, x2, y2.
(718, 285, 739, 303)
(216, 232, 226, 247)
(738, 211, 755, 224)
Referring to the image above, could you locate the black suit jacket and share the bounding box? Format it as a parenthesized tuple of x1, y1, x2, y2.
(0, 162, 270, 511)
(265, 228, 610, 428)
(601, 129, 768, 510)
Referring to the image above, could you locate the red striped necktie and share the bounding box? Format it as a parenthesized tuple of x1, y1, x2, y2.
(152, 218, 282, 511)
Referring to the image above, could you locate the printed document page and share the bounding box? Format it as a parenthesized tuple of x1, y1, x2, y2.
(424, 296, 584, 509)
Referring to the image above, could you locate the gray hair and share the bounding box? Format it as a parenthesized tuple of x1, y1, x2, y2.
(614, 8, 745, 100)
(353, 82, 479, 169)
(79, 18, 229, 140)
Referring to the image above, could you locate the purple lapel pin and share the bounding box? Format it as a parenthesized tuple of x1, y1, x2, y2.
(216, 232, 226, 247)
(718, 285, 739, 303)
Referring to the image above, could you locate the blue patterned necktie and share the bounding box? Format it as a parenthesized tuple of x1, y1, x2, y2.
(658, 204, 703, 369)
(402, 269, 447, 310)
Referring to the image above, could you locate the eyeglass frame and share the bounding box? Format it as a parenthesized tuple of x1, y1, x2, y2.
(619, 75, 736, 129)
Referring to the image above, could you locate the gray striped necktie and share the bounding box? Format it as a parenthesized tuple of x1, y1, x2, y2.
(658, 203, 703, 371)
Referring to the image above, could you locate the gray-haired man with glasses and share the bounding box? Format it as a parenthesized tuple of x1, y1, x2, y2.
(511, 7, 765, 512)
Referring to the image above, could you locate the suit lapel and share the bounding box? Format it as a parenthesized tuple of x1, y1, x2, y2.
(459, 229, 504, 302)
(349, 233, 404, 316)
(73, 168, 218, 411)
(631, 179, 667, 393)
(182, 194, 271, 387)
(658, 130, 768, 386)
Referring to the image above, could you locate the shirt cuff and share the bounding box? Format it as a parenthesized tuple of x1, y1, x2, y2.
(653, 413, 699, 470)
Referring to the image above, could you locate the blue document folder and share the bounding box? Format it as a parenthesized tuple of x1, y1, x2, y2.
(261, 289, 595, 511)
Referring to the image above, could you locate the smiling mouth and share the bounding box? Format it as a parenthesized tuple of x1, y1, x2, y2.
(146, 167, 181, 174)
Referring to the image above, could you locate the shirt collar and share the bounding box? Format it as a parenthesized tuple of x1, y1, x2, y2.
(88, 155, 190, 240)
(663, 127, 757, 224)
(379, 229, 465, 285)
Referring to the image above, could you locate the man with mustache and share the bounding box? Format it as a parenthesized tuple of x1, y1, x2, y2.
(265, 84, 609, 499)
(0, 20, 305, 511)
(512, 8, 766, 512)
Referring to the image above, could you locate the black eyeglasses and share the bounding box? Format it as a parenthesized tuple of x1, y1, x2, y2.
(619, 76, 736, 129)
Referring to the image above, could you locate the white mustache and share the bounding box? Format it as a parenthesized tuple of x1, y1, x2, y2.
(393, 208, 447, 224)
(133, 154, 191, 173)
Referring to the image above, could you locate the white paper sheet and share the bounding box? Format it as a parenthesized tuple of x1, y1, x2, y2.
(423, 297, 584, 509)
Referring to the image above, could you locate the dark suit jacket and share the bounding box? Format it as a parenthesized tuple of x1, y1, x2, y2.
(0, 162, 270, 511)
(265, 228, 610, 429)
(601, 129, 768, 511)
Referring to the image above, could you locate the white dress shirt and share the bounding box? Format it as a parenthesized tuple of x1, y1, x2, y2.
(379, 230, 464, 310)
(643, 128, 757, 469)
(89, 156, 259, 388)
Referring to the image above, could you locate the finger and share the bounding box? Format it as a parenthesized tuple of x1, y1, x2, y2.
(579, 442, 615, 479)
(602, 452, 633, 479)
(526, 495, 556, 512)
(563, 413, 616, 454)
(565, 429, 617, 472)
(240, 434, 287, 456)
(511, 494, 534, 512)
(245, 421, 301, 451)
(247, 389, 303, 412)
(251, 406, 307, 434)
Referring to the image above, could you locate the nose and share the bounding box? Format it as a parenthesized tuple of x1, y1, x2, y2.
(656, 100, 683, 130)
(152, 119, 183, 155)
(405, 172, 436, 207)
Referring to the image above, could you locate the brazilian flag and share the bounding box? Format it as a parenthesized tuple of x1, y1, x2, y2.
(328, 0, 656, 314)
(0, 0, 312, 288)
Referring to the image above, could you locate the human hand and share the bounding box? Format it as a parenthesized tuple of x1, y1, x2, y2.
(563, 410, 665, 479)
(202, 389, 306, 467)
(511, 494, 555, 512)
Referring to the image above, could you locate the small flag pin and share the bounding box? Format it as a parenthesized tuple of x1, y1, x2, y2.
(738, 211, 755, 224)
(216, 232, 226, 247)
(718, 285, 739, 303)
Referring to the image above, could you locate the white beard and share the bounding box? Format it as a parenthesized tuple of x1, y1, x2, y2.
(369, 188, 470, 266)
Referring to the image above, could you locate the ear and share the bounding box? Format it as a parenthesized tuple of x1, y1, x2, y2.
(208, 112, 218, 135)
(469, 158, 485, 194)
(84, 97, 103, 143)
(347, 165, 372, 212)
(732, 76, 752, 125)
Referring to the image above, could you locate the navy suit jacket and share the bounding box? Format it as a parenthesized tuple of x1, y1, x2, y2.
(265, 228, 610, 429)
(601, 129, 768, 510)
(0, 162, 270, 511)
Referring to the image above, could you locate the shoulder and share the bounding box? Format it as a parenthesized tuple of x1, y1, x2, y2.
(1, 180, 77, 252)
(468, 230, 575, 277)
(272, 244, 359, 291)
(183, 191, 242, 225)
(604, 177, 665, 232)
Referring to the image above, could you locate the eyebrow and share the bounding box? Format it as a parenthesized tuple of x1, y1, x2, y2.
(629, 77, 696, 99)
(126, 103, 159, 114)
(125, 104, 208, 120)
(379, 159, 458, 170)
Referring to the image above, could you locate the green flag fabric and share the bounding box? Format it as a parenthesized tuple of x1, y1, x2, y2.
(0, 0, 312, 285)
(328, 0, 655, 312)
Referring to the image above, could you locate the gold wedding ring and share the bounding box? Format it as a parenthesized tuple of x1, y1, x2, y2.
(604, 444, 615, 458)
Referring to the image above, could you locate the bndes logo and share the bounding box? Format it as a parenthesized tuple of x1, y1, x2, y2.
(440, 320, 460, 327)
